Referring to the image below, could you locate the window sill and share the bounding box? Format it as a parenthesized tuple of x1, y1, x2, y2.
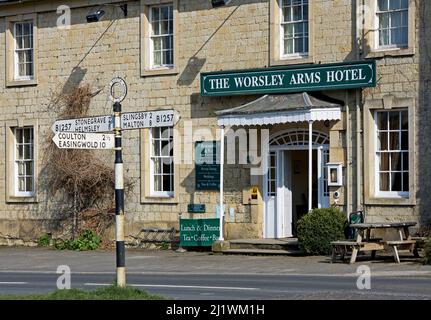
(6, 195, 38, 203)
(141, 196, 178, 205)
(270, 55, 314, 67)
(141, 67, 178, 78)
(365, 196, 415, 206)
(365, 47, 414, 59)
(6, 78, 37, 88)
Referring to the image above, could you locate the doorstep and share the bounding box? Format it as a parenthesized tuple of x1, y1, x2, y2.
(212, 238, 302, 256)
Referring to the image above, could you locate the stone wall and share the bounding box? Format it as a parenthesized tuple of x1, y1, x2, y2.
(0, 0, 428, 243)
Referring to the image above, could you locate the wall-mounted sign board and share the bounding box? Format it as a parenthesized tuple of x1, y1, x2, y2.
(188, 204, 206, 213)
(180, 218, 220, 247)
(195, 141, 220, 190)
(201, 61, 376, 97)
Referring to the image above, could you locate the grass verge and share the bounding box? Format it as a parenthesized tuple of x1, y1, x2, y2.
(0, 285, 165, 300)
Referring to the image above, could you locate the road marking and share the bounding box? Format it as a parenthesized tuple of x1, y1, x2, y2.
(85, 283, 258, 291)
(0, 282, 28, 285)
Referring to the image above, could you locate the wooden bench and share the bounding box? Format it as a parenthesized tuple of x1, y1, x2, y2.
(331, 240, 386, 264)
(382, 240, 416, 263)
(130, 227, 177, 248)
(331, 241, 364, 264)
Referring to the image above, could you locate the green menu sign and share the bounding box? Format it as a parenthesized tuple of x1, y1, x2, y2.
(195, 141, 220, 190)
(180, 218, 220, 247)
(201, 61, 376, 96)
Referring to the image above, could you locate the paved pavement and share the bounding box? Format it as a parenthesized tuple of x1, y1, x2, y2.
(0, 247, 431, 299)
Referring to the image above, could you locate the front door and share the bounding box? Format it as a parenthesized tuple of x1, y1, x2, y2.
(265, 151, 292, 238)
(264, 147, 329, 239)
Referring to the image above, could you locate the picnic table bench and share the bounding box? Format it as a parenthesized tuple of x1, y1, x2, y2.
(331, 222, 418, 264)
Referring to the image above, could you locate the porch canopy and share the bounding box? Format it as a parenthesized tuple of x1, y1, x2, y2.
(215, 93, 342, 240)
(215, 92, 342, 126)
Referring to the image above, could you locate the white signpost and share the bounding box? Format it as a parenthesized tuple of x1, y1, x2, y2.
(51, 115, 113, 133)
(52, 75, 181, 288)
(52, 132, 115, 150)
(121, 109, 179, 130)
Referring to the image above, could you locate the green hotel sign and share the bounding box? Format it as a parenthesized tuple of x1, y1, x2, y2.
(200, 61, 376, 96)
(180, 218, 220, 247)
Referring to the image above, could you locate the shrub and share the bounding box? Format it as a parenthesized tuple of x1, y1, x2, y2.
(38, 234, 51, 247)
(297, 207, 348, 255)
(54, 229, 101, 251)
(424, 240, 431, 265)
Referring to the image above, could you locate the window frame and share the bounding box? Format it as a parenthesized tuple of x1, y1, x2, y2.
(374, 0, 409, 50)
(13, 127, 35, 197)
(5, 14, 38, 87)
(5, 119, 39, 203)
(270, 0, 314, 66)
(374, 109, 409, 199)
(148, 3, 174, 69)
(279, 0, 309, 59)
(140, 0, 179, 77)
(149, 126, 175, 198)
(363, 0, 415, 58)
(363, 96, 415, 206)
(13, 20, 35, 81)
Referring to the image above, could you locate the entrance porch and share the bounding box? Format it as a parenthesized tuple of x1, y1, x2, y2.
(215, 93, 342, 241)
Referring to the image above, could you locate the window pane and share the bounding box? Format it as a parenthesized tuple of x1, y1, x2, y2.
(18, 177, 25, 192)
(378, 0, 388, 10)
(379, 29, 389, 46)
(153, 50, 161, 66)
(153, 138, 160, 156)
(18, 145, 24, 159)
(392, 11, 402, 27)
(24, 128, 32, 143)
(160, 20, 169, 35)
(391, 153, 402, 171)
(391, 172, 402, 191)
(162, 174, 171, 192)
(380, 173, 390, 191)
(153, 158, 162, 174)
(26, 161, 33, 176)
(151, 21, 159, 35)
(402, 152, 409, 171)
(401, 111, 408, 130)
(18, 162, 25, 175)
(161, 6, 170, 20)
(23, 22, 31, 36)
(377, 112, 388, 130)
(389, 112, 400, 130)
(403, 172, 409, 191)
(153, 37, 161, 51)
(389, 132, 399, 150)
(154, 175, 162, 191)
(24, 145, 32, 160)
(18, 51, 25, 64)
(401, 131, 408, 150)
(380, 13, 390, 28)
(151, 7, 159, 22)
(26, 177, 33, 192)
(380, 153, 390, 171)
(378, 132, 388, 151)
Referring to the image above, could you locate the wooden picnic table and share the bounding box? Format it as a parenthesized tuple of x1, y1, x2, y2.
(332, 222, 418, 264)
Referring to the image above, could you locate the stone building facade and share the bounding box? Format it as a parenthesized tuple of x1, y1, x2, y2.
(0, 0, 430, 244)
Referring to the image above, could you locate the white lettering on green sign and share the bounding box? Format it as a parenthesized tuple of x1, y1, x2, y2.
(201, 61, 376, 96)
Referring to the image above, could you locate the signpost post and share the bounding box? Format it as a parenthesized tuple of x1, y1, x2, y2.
(109, 77, 128, 288)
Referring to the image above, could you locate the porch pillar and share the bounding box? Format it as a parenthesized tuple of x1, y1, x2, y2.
(219, 125, 225, 241)
(308, 120, 313, 212)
